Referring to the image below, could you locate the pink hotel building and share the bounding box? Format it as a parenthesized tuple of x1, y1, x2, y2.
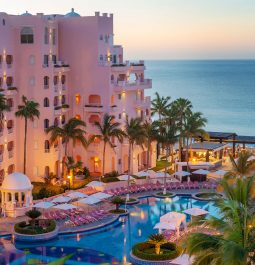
(0, 9, 156, 182)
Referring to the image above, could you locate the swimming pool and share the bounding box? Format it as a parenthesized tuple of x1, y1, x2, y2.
(0, 196, 218, 264)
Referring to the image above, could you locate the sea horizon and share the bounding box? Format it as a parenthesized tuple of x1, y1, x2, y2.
(145, 59, 255, 136)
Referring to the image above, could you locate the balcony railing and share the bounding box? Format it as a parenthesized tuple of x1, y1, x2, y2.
(112, 79, 152, 90)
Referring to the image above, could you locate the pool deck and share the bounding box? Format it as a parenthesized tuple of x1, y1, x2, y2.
(0, 188, 215, 237)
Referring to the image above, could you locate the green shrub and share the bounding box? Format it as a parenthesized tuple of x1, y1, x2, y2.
(104, 171, 119, 178)
(132, 242, 180, 261)
(111, 196, 125, 210)
(102, 177, 119, 183)
(14, 220, 56, 235)
(83, 167, 90, 178)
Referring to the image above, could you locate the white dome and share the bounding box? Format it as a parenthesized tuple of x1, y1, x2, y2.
(1, 172, 32, 191)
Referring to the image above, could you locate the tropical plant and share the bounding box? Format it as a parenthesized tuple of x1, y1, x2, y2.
(0, 94, 10, 124)
(183, 112, 207, 171)
(184, 176, 255, 265)
(111, 196, 125, 210)
(143, 120, 158, 171)
(151, 92, 171, 121)
(42, 172, 57, 185)
(124, 117, 146, 200)
(171, 98, 193, 161)
(225, 151, 255, 179)
(148, 233, 168, 255)
(94, 113, 125, 179)
(65, 156, 83, 175)
(46, 118, 88, 177)
(25, 209, 41, 220)
(15, 96, 40, 174)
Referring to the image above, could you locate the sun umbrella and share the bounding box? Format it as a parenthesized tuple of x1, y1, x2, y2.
(90, 192, 112, 200)
(66, 191, 88, 199)
(86, 181, 105, 188)
(137, 171, 150, 177)
(153, 222, 177, 231)
(118, 175, 135, 181)
(183, 207, 209, 216)
(155, 172, 170, 178)
(77, 197, 101, 205)
(52, 204, 77, 210)
(192, 169, 210, 175)
(173, 171, 191, 177)
(33, 201, 54, 209)
(51, 196, 71, 204)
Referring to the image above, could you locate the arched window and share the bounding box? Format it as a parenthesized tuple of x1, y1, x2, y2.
(44, 27, 49, 44)
(89, 114, 100, 124)
(61, 75, 66, 84)
(43, 97, 49, 107)
(7, 98, 13, 108)
(54, 117, 59, 126)
(54, 96, 58, 106)
(61, 95, 66, 104)
(6, 55, 13, 66)
(44, 76, 49, 88)
(61, 115, 65, 125)
(44, 119, 49, 129)
(7, 141, 14, 151)
(20, 27, 34, 44)
(75, 114, 81, 120)
(7, 120, 13, 132)
(111, 75, 114, 82)
(99, 55, 103, 61)
(44, 166, 50, 177)
(44, 140, 50, 152)
(8, 164, 15, 174)
(0, 77, 3, 88)
(53, 76, 58, 85)
(0, 169, 5, 184)
(75, 94, 81, 105)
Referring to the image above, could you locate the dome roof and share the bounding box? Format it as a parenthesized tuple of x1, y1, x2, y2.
(65, 8, 80, 17)
(1, 172, 32, 191)
(22, 11, 32, 16)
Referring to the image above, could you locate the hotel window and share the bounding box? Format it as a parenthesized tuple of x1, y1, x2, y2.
(53, 75, 58, 85)
(6, 55, 13, 66)
(44, 27, 49, 44)
(44, 119, 49, 129)
(99, 34, 103, 41)
(75, 94, 81, 105)
(0, 77, 2, 88)
(2, 19, 5, 26)
(99, 55, 103, 61)
(52, 28, 56, 45)
(61, 75, 66, 84)
(61, 95, 66, 104)
(52, 55, 57, 64)
(118, 94, 121, 100)
(61, 115, 65, 125)
(20, 27, 34, 44)
(43, 55, 49, 66)
(43, 97, 50, 107)
(54, 96, 58, 106)
(0, 55, 2, 67)
(118, 113, 121, 119)
(44, 76, 49, 89)
(44, 140, 50, 153)
(6, 76, 13, 87)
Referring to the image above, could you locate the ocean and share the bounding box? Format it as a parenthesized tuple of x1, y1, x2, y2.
(145, 60, 255, 136)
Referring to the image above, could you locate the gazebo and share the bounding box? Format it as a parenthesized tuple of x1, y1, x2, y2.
(0, 172, 33, 217)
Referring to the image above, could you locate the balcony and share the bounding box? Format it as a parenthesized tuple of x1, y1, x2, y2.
(134, 96, 151, 109)
(2, 87, 18, 97)
(130, 61, 145, 71)
(112, 79, 152, 92)
(53, 61, 70, 72)
(54, 104, 70, 115)
(84, 104, 104, 113)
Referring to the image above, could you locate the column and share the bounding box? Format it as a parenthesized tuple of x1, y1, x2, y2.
(11, 192, 15, 203)
(18, 192, 22, 207)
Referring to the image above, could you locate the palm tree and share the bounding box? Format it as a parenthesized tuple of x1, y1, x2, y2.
(184, 176, 255, 265)
(225, 151, 255, 179)
(94, 113, 125, 179)
(143, 121, 158, 171)
(151, 92, 171, 121)
(124, 117, 146, 200)
(158, 124, 179, 194)
(183, 112, 207, 171)
(15, 96, 40, 174)
(0, 94, 10, 124)
(46, 118, 88, 177)
(172, 98, 193, 161)
(148, 233, 167, 255)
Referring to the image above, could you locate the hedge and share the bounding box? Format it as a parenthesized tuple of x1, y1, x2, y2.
(132, 242, 180, 261)
(14, 220, 56, 235)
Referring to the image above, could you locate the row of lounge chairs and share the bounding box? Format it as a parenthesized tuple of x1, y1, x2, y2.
(106, 181, 217, 196)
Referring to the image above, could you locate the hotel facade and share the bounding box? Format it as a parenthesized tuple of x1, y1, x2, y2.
(0, 9, 156, 182)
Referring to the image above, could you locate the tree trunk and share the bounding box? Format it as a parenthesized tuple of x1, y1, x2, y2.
(127, 142, 132, 201)
(186, 137, 191, 173)
(63, 141, 68, 178)
(163, 147, 169, 195)
(101, 142, 106, 182)
(147, 141, 151, 171)
(155, 244, 160, 255)
(178, 137, 182, 162)
(23, 118, 27, 174)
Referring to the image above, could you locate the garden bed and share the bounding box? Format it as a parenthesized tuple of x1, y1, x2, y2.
(193, 192, 223, 201)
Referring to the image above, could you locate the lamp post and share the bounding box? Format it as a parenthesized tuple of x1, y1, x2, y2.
(67, 175, 71, 190)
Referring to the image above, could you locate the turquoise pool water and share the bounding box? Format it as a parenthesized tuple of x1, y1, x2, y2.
(0, 196, 218, 264)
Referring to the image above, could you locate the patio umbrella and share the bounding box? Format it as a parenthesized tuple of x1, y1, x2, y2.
(170, 254, 193, 265)
(154, 172, 170, 178)
(192, 169, 210, 175)
(33, 201, 54, 209)
(172, 171, 191, 181)
(183, 207, 209, 216)
(51, 196, 71, 204)
(52, 204, 77, 210)
(90, 192, 112, 200)
(66, 191, 88, 199)
(136, 171, 150, 177)
(77, 197, 101, 205)
(118, 175, 135, 181)
(153, 222, 177, 231)
(86, 181, 105, 191)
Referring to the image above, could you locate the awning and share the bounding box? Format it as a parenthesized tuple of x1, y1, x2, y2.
(118, 175, 135, 181)
(154, 172, 171, 178)
(66, 191, 88, 199)
(51, 196, 71, 204)
(173, 171, 191, 177)
(86, 181, 105, 188)
(183, 207, 209, 216)
(90, 192, 112, 200)
(192, 169, 210, 175)
(33, 201, 54, 209)
(160, 212, 186, 224)
(153, 222, 177, 231)
(52, 203, 77, 210)
(77, 197, 101, 205)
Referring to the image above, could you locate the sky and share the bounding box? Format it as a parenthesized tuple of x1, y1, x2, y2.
(2, 0, 255, 60)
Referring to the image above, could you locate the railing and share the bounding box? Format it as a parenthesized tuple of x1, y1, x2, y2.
(113, 79, 152, 88)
